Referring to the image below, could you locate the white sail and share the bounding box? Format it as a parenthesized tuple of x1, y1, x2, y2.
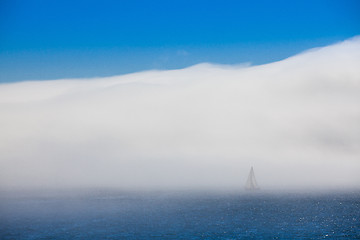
(245, 166, 259, 190)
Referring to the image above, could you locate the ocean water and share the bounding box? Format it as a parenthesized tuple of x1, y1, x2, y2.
(0, 191, 359, 239)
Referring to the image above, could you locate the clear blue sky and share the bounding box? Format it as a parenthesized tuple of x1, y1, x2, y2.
(0, 0, 359, 82)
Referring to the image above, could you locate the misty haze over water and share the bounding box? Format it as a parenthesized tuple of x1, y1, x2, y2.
(0, 38, 359, 239)
(1, 36, 360, 239)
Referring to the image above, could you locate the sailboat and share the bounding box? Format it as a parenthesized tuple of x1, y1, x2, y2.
(245, 166, 259, 190)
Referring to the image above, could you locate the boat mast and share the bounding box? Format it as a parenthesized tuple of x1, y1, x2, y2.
(245, 166, 259, 190)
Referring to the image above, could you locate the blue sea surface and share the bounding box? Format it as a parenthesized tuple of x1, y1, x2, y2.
(0, 191, 359, 239)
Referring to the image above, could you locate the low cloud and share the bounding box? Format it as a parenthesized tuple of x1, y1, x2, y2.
(0, 37, 360, 190)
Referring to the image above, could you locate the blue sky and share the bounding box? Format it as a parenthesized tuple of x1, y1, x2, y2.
(0, 0, 359, 83)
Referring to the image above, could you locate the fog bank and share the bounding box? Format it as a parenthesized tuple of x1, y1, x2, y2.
(0, 37, 360, 190)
